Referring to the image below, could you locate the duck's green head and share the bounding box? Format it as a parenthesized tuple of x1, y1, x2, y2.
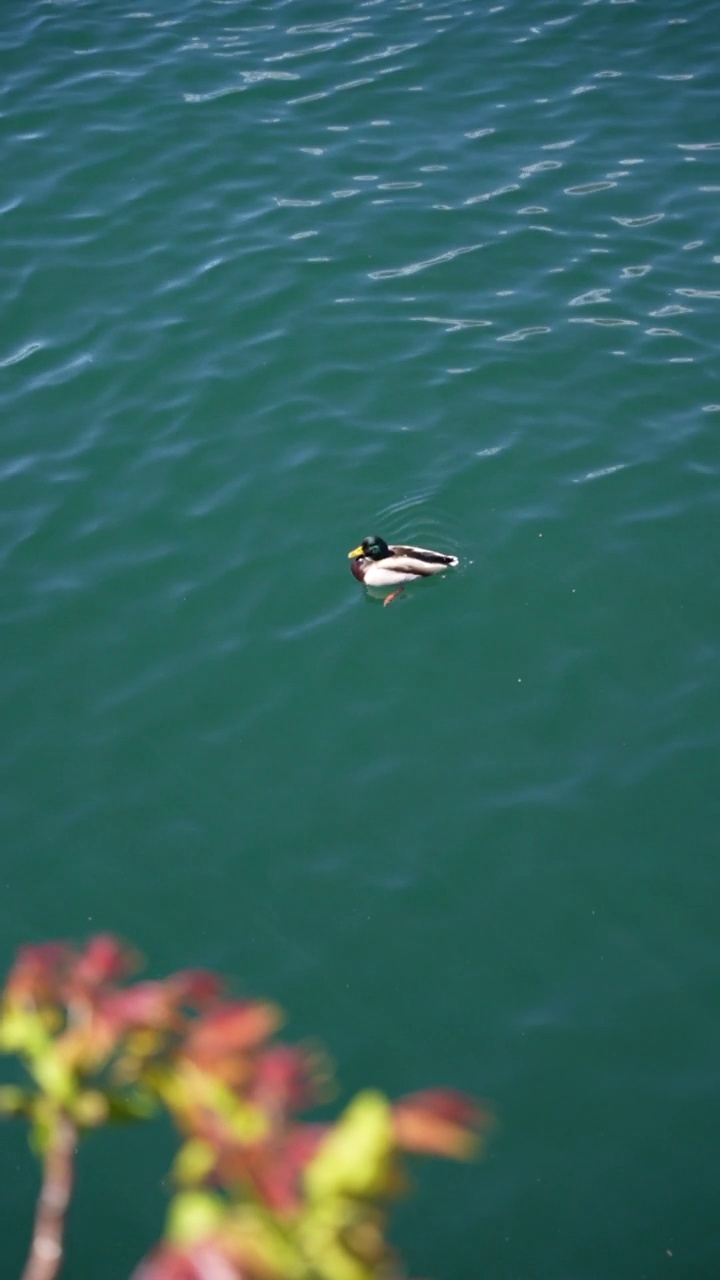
(348, 535, 391, 562)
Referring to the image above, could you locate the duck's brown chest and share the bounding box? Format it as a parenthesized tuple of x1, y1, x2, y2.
(350, 556, 368, 583)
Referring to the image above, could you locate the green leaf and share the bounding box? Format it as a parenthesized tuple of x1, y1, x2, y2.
(71, 1090, 109, 1128)
(226, 1206, 304, 1279)
(166, 1190, 226, 1247)
(105, 1089, 157, 1124)
(172, 1139, 216, 1187)
(0, 1007, 52, 1058)
(305, 1091, 395, 1202)
(29, 1110, 54, 1157)
(297, 1200, 380, 1280)
(32, 1049, 76, 1106)
(0, 1085, 33, 1117)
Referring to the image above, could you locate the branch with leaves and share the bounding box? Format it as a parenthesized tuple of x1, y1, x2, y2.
(0, 936, 490, 1280)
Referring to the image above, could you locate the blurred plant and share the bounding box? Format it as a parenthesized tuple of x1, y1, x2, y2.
(0, 936, 489, 1280)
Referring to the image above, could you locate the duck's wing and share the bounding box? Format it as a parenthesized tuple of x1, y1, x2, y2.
(383, 555, 439, 578)
(389, 544, 459, 568)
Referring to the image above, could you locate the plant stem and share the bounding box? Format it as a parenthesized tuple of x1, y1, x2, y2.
(22, 1112, 77, 1280)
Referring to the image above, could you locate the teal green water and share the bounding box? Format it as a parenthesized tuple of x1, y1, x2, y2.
(2, 0, 720, 1275)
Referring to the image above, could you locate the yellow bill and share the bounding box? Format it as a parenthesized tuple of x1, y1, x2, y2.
(348, 545, 365, 559)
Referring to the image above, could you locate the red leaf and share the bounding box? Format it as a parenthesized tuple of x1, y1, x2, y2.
(133, 1244, 244, 1280)
(132, 1245, 202, 1280)
(215, 1124, 328, 1213)
(72, 935, 135, 992)
(398, 1090, 480, 1126)
(101, 981, 185, 1032)
(99, 972, 220, 1035)
(5, 942, 73, 1004)
(184, 1002, 281, 1067)
(283, 1122, 328, 1176)
(250, 1046, 318, 1115)
(170, 971, 223, 1008)
(392, 1089, 486, 1159)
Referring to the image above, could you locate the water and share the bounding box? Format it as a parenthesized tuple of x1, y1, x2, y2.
(2, 0, 720, 1275)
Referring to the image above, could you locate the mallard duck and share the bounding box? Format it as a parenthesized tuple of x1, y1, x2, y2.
(348, 535, 459, 605)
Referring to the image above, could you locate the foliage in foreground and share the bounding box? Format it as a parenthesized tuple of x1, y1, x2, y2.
(0, 935, 489, 1280)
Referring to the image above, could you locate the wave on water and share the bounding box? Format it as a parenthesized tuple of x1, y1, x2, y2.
(371, 491, 468, 565)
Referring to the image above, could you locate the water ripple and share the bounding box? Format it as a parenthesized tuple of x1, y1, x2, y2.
(369, 241, 485, 279)
(497, 326, 552, 342)
(410, 314, 493, 332)
(0, 342, 43, 368)
(573, 463, 629, 484)
(612, 213, 665, 227)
